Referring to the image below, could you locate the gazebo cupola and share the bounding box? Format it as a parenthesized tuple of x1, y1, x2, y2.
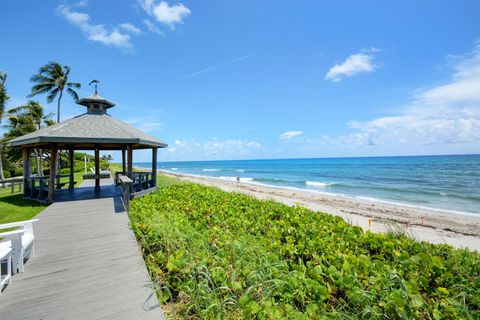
(77, 94, 116, 115)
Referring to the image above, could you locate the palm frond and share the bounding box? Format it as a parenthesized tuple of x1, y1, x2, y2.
(44, 119, 55, 127)
(64, 65, 71, 76)
(46, 88, 60, 103)
(66, 87, 79, 101)
(30, 73, 55, 83)
(67, 82, 81, 89)
(29, 83, 55, 98)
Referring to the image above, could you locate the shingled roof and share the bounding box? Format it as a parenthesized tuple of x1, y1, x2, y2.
(8, 94, 167, 150)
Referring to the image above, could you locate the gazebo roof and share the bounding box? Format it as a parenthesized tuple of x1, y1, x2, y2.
(8, 93, 167, 150)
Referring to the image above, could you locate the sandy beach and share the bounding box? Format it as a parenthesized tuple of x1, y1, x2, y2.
(161, 171, 480, 251)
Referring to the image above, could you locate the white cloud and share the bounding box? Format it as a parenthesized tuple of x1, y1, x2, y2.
(167, 138, 262, 160)
(139, 0, 191, 28)
(325, 48, 380, 82)
(119, 23, 142, 35)
(279, 131, 304, 140)
(143, 19, 165, 36)
(304, 44, 480, 154)
(56, 5, 133, 49)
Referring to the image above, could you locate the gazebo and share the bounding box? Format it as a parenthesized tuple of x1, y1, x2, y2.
(8, 92, 167, 204)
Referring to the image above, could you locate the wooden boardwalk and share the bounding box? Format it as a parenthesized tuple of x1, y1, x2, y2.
(0, 179, 163, 320)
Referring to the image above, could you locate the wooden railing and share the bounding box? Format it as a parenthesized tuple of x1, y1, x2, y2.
(117, 172, 157, 211)
(118, 174, 133, 211)
(0, 178, 23, 193)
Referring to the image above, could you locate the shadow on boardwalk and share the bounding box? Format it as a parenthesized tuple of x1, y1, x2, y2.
(0, 179, 163, 320)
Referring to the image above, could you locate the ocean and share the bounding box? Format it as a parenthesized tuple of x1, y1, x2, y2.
(135, 154, 480, 215)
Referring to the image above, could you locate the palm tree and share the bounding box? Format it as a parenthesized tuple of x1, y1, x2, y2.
(101, 154, 114, 162)
(2, 112, 37, 177)
(3, 113, 37, 138)
(8, 101, 54, 174)
(29, 62, 80, 181)
(29, 62, 81, 124)
(0, 71, 8, 181)
(9, 101, 54, 131)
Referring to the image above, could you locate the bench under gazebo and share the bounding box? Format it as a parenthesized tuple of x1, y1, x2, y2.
(8, 92, 167, 205)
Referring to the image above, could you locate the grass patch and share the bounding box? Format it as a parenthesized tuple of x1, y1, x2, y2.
(58, 171, 85, 189)
(130, 182, 480, 319)
(0, 187, 45, 224)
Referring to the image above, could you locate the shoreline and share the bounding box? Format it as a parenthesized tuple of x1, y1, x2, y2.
(160, 171, 480, 251)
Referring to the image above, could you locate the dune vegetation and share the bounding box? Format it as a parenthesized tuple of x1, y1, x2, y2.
(130, 179, 480, 319)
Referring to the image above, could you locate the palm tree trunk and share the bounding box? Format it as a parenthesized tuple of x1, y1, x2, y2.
(39, 148, 43, 175)
(55, 91, 63, 187)
(37, 124, 43, 175)
(57, 90, 62, 123)
(33, 148, 40, 175)
(0, 145, 5, 181)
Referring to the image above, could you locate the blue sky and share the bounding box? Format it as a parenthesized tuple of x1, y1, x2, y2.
(1, 0, 480, 162)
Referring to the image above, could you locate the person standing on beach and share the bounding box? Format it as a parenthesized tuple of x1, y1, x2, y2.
(237, 176, 240, 184)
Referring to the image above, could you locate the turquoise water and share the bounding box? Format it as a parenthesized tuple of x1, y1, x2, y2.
(135, 154, 480, 215)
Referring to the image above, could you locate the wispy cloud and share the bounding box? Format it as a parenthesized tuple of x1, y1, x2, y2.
(119, 23, 142, 35)
(279, 131, 304, 140)
(56, 5, 138, 50)
(139, 0, 191, 29)
(126, 117, 163, 133)
(143, 19, 165, 36)
(179, 53, 257, 81)
(325, 47, 380, 82)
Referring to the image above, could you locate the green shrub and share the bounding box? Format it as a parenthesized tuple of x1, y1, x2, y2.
(130, 183, 480, 319)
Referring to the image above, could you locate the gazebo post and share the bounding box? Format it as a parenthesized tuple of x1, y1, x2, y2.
(127, 145, 133, 176)
(22, 147, 31, 197)
(69, 148, 75, 190)
(48, 143, 58, 203)
(122, 148, 126, 173)
(95, 147, 100, 190)
(152, 147, 157, 187)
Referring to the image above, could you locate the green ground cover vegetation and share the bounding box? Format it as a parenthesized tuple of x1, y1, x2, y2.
(130, 179, 480, 319)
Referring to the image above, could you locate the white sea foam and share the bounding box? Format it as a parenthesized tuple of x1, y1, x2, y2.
(170, 168, 179, 171)
(306, 181, 334, 187)
(218, 176, 253, 183)
(213, 176, 341, 196)
(203, 168, 221, 172)
(235, 169, 245, 172)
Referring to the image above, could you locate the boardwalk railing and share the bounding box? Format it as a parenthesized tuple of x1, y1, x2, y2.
(119, 175, 134, 210)
(118, 172, 158, 211)
(0, 178, 23, 194)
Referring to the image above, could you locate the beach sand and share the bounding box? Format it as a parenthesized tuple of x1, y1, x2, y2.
(161, 171, 480, 252)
